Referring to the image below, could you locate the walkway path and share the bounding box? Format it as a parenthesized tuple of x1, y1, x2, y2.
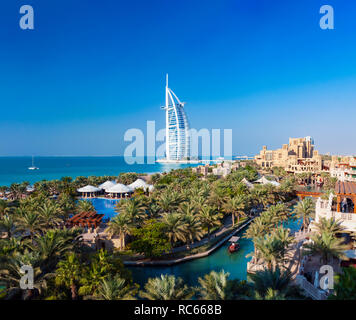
(124, 217, 255, 266)
(171, 214, 238, 253)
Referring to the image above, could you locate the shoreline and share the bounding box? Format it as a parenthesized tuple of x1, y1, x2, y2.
(0, 157, 201, 187)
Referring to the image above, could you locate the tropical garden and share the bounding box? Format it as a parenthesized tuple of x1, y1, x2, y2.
(0, 164, 354, 300)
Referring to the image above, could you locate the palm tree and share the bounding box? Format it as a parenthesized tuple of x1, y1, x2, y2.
(303, 231, 348, 265)
(117, 198, 146, 226)
(182, 212, 203, 247)
(37, 201, 62, 229)
(147, 200, 161, 219)
(0, 214, 16, 238)
(266, 203, 289, 227)
(293, 198, 315, 231)
(249, 267, 303, 300)
(197, 270, 230, 300)
(9, 183, 27, 200)
(253, 233, 287, 270)
(76, 199, 95, 213)
(30, 230, 77, 272)
(329, 267, 356, 300)
(251, 185, 269, 209)
(140, 274, 193, 300)
(254, 288, 287, 300)
(279, 177, 296, 197)
(314, 217, 345, 237)
(244, 217, 271, 260)
(0, 199, 10, 218)
(58, 193, 76, 218)
(161, 213, 187, 246)
(0, 186, 8, 199)
(272, 226, 294, 248)
(264, 184, 278, 205)
(207, 190, 224, 211)
(223, 195, 246, 226)
(198, 206, 222, 239)
(107, 213, 132, 249)
(191, 195, 207, 211)
(0, 250, 47, 300)
(78, 250, 118, 297)
(157, 192, 181, 213)
(94, 276, 137, 300)
(16, 210, 44, 242)
(55, 253, 82, 300)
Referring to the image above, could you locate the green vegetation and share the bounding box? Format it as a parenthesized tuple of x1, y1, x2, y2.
(329, 267, 356, 300)
(0, 164, 307, 300)
(129, 220, 171, 258)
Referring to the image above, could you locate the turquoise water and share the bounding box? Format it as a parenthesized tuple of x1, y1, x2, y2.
(86, 197, 302, 286)
(128, 218, 302, 286)
(0, 156, 198, 186)
(81, 198, 120, 220)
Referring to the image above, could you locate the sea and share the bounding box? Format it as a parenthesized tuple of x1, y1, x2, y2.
(0, 156, 199, 187)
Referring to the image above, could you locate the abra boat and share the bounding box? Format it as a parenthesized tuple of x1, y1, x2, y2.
(228, 236, 240, 253)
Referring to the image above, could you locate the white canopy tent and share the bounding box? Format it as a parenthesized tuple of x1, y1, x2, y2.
(128, 178, 149, 190)
(77, 185, 101, 198)
(255, 176, 280, 187)
(99, 180, 117, 192)
(241, 178, 254, 189)
(128, 178, 154, 192)
(106, 183, 133, 198)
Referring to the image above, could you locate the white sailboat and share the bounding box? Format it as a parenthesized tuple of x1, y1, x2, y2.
(28, 156, 39, 170)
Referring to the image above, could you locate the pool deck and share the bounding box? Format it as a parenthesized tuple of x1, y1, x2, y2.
(123, 217, 255, 267)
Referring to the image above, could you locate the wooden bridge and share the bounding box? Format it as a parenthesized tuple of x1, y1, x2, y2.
(295, 190, 323, 200)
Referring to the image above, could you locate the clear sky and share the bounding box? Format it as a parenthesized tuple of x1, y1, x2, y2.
(0, 0, 355, 156)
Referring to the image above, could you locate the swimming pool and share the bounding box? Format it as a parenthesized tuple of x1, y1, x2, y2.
(81, 198, 120, 220)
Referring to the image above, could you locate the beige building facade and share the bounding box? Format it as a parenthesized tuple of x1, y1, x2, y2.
(255, 137, 325, 173)
(330, 155, 356, 182)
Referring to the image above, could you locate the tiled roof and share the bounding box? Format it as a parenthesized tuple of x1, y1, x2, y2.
(335, 181, 356, 195)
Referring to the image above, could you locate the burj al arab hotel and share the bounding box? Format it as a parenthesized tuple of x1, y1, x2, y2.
(161, 75, 191, 161)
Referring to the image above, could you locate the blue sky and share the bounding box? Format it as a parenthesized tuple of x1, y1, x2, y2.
(0, 0, 355, 156)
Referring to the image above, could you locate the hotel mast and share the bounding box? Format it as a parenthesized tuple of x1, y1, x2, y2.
(162, 74, 190, 161)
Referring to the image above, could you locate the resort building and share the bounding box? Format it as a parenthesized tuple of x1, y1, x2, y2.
(314, 181, 356, 233)
(254, 136, 326, 174)
(192, 164, 210, 177)
(330, 156, 356, 182)
(106, 183, 134, 199)
(161, 75, 190, 161)
(77, 185, 101, 198)
(212, 162, 232, 177)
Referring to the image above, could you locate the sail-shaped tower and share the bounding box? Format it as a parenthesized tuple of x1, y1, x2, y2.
(161, 75, 190, 161)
